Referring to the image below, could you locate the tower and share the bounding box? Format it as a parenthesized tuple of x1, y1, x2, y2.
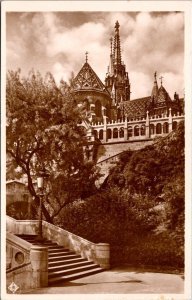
(105, 21, 131, 112)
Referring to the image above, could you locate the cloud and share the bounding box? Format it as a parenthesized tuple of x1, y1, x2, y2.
(6, 11, 184, 99)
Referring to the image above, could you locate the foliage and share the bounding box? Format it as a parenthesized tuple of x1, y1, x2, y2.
(59, 122, 184, 268)
(6, 69, 99, 222)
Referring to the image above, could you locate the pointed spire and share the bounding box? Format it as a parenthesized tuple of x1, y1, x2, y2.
(109, 37, 114, 75)
(85, 51, 88, 63)
(151, 71, 158, 100)
(113, 20, 121, 65)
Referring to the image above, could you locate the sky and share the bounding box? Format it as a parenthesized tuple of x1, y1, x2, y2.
(6, 11, 184, 99)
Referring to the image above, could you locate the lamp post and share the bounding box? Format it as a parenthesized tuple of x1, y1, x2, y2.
(36, 168, 49, 243)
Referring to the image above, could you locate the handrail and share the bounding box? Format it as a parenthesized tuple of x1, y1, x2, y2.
(43, 221, 95, 246)
(7, 232, 31, 253)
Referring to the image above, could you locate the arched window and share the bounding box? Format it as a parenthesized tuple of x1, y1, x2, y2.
(150, 124, 155, 135)
(113, 128, 118, 138)
(107, 128, 112, 139)
(99, 129, 103, 140)
(128, 126, 133, 137)
(141, 125, 145, 136)
(119, 127, 124, 138)
(163, 122, 169, 133)
(156, 123, 162, 134)
(83, 99, 90, 111)
(173, 121, 177, 131)
(95, 100, 102, 117)
(93, 130, 98, 138)
(134, 125, 139, 136)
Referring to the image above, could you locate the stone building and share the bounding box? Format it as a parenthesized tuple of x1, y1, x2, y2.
(73, 21, 183, 143)
(72, 21, 184, 179)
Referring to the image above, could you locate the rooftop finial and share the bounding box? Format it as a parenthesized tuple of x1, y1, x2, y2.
(115, 20, 120, 31)
(85, 51, 88, 63)
(159, 75, 164, 86)
(113, 21, 121, 64)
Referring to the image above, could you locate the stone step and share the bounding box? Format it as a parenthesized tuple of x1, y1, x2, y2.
(48, 249, 71, 255)
(47, 246, 65, 250)
(48, 253, 81, 262)
(48, 267, 103, 285)
(48, 260, 94, 272)
(48, 257, 87, 267)
(48, 263, 100, 278)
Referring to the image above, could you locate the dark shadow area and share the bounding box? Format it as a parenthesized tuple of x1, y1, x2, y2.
(50, 279, 143, 288)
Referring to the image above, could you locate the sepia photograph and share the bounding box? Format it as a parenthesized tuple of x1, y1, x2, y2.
(1, 1, 192, 299)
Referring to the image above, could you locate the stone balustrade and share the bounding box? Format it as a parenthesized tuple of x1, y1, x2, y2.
(43, 221, 110, 269)
(6, 232, 48, 292)
(6, 216, 110, 291)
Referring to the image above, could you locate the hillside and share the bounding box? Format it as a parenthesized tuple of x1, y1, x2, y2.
(58, 122, 184, 268)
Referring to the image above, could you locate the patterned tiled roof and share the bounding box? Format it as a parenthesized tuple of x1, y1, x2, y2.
(122, 96, 151, 118)
(72, 62, 108, 94)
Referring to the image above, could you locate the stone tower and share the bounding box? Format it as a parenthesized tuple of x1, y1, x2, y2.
(105, 21, 130, 118)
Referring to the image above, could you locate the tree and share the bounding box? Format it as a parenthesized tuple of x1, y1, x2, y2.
(6, 69, 99, 223)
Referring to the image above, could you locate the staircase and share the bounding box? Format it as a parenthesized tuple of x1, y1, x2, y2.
(16, 234, 103, 285)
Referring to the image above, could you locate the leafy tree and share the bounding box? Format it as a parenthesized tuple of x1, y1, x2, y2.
(6, 69, 99, 223)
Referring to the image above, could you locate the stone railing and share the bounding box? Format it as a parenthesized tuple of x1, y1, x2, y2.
(6, 216, 39, 235)
(6, 216, 110, 270)
(43, 221, 110, 269)
(6, 232, 48, 292)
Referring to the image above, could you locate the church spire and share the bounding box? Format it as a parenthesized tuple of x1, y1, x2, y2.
(151, 71, 158, 101)
(113, 21, 121, 65)
(109, 37, 114, 75)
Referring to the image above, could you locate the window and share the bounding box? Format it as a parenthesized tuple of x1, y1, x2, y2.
(99, 129, 103, 140)
(113, 128, 118, 138)
(141, 125, 145, 136)
(163, 122, 169, 133)
(156, 123, 162, 134)
(95, 100, 102, 117)
(173, 121, 177, 131)
(107, 128, 112, 139)
(119, 127, 124, 138)
(128, 126, 132, 137)
(150, 124, 155, 135)
(134, 126, 139, 136)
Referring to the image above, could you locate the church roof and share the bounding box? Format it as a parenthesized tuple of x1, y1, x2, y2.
(122, 96, 151, 118)
(72, 62, 108, 94)
(157, 85, 172, 103)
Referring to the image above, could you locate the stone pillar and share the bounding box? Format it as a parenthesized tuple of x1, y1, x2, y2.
(30, 245, 48, 288)
(168, 108, 172, 132)
(103, 116, 107, 142)
(96, 243, 110, 269)
(145, 111, 150, 138)
(102, 106, 106, 117)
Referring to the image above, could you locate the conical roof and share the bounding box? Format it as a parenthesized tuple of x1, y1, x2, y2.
(157, 85, 171, 103)
(72, 62, 107, 93)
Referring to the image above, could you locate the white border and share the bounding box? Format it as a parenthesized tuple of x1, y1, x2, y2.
(1, 1, 192, 300)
